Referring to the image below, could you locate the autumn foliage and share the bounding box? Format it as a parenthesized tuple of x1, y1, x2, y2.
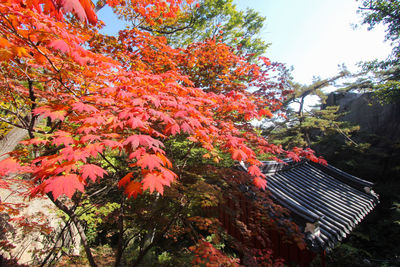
(0, 0, 322, 201)
(0, 0, 322, 264)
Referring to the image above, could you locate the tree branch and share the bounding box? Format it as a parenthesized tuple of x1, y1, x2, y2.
(139, 15, 195, 34)
(359, 6, 400, 21)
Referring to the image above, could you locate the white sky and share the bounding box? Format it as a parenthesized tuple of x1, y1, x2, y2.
(234, 0, 392, 85)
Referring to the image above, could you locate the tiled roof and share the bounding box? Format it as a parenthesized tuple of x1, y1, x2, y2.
(260, 159, 379, 251)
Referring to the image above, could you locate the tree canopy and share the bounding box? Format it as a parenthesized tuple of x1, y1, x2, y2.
(355, 0, 400, 102)
(359, 0, 400, 59)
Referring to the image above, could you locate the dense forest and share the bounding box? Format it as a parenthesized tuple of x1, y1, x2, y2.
(0, 0, 399, 266)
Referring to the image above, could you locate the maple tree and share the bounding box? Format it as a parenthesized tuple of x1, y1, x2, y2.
(134, 0, 269, 60)
(0, 0, 325, 265)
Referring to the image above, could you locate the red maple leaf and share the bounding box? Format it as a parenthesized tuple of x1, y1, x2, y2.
(81, 134, 101, 143)
(48, 39, 70, 53)
(127, 117, 146, 129)
(62, 0, 87, 22)
(123, 135, 142, 149)
(34, 106, 67, 121)
(72, 101, 99, 113)
(156, 153, 172, 168)
(165, 123, 180, 135)
(0, 157, 21, 176)
(77, 126, 97, 135)
(101, 139, 122, 149)
(118, 172, 133, 188)
(80, 164, 107, 182)
(248, 165, 265, 178)
(71, 50, 91, 65)
(83, 115, 106, 125)
(181, 122, 194, 134)
(253, 177, 267, 190)
(259, 108, 273, 118)
(44, 174, 84, 199)
(159, 167, 177, 185)
(52, 131, 74, 146)
(142, 172, 168, 195)
(79, 0, 98, 25)
(318, 157, 328, 165)
(129, 147, 147, 160)
(85, 143, 105, 157)
(136, 153, 164, 171)
(231, 148, 248, 161)
(123, 135, 164, 150)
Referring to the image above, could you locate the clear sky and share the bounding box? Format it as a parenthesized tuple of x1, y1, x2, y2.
(234, 0, 392, 85)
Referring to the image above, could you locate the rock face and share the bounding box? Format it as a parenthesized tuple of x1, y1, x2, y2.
(325, 92, 400, 139)
(0, 184, 81, 265)
(0, 127, 29, 162)
(0, 119, 82, 264)
(322, 92, 400, 180)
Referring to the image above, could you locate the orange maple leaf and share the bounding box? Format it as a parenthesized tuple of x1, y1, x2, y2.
(124, 180, 143, 199)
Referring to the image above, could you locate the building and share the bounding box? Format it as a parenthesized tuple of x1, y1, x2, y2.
(219, 159, 379, 266)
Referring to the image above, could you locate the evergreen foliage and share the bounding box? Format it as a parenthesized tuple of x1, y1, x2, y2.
(351, 0, 400, 103)
(263, 72, 357, 151)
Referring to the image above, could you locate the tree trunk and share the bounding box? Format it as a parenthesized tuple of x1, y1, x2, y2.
(113, 201, 124, 267)
(51, 198, 98, 267)
(131, 241, 156, 267)
(132, 207, 182, 267)
(71, 215, 97, 267)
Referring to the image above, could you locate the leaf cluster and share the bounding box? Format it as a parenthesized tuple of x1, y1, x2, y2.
(359, 0, 400, 58)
